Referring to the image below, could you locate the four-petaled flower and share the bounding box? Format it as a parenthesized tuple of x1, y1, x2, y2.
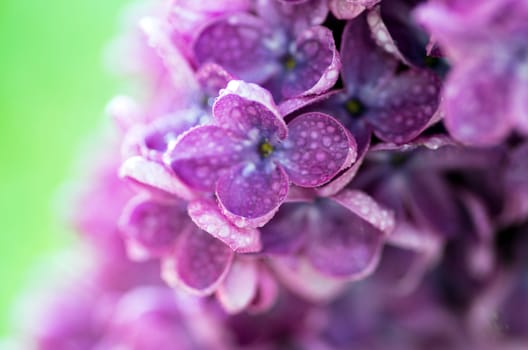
(166, 80, 357, 228)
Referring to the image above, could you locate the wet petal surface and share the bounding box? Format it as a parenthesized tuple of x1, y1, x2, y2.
(280, 112, 356, 187)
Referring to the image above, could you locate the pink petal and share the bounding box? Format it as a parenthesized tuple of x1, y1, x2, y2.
(187, 199, 261, 252)
(213, 80, 287, 140)
(162, 227, 234, 296)
(216, 163, 289, 228)
(196, 63, 234, 98)
(329, 0, 377, 19)
(332, 189, 395, 234)
(281, 112, 357, 187)
(166, 125, 246, 192)
(119, 156, 196, 201)
(119, 194, 188, 257)
(216, 259, 258, 314)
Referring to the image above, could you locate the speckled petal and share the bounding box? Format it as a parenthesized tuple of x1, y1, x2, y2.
(329, 0, 378, 19)
(216, 259, 258, 314)
(162, 227, 234, 296)
(443, 58, 512, 146)
(367, 69, 441, 144)
(332, 189, 395, 234)
(281, 26, 341, 99)
(280, 112, 357, 187)
(120, 156, 196, 201)
(193, 14, 278, 83)
(367, 2, 429, 66)
(315, 136, 370, 197)
(187, 199, 261, 252)
(119, 195, 188, 256)
(196, 62, 234, 98)
(340, 14, 397, 93)
(213, 80, 287, 140)
(306, 196, 387, 278)
(166, 125, 246, 192)
(216, 163, 289, 228)
(257, 0, 328, 33)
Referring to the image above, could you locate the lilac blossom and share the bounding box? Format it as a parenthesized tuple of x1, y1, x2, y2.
(260, 189, 394, 283)
(306, 14, 441, 147)
(415, 0, 528, 146)
(192, 0, 341, 101)
(166, 80, 356, 228)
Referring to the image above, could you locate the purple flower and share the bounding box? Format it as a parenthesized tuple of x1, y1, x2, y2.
(166, 80, 356, 228)
(192, 0, 340, 101)
(415, 0, 528, 146)
(309, 14, 441, 146)
(261, 189, 394, 283)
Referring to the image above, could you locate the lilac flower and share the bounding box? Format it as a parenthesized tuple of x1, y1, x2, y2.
(192, 0, 340, 101)
(415, 0, 528, 146)
(308, 14, 441, 146)
(260, 189, 394, 284)
(166, 80, 356, 228)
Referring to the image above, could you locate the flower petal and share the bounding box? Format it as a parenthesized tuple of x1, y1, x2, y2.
(367, 2, 429, 67)
(119, 156, 196, 200)
(162, 227, 234, 296)
(271, 257, 346, 301)
(195, 62, 234, 99)
(213, 80, 287, 140)
(187, 199, 261, 252)
(280, 26, 341, 99)
(216, 163, 289, 228)
(340, 14, 397, 94)
(367, 69, 441, 144)
(443, 57, 513, 146)
(257, 0, 328, 33)
(216, 259, 258, 314)
(193, 14, 278, 83)
(119, 194, 188, 257)
(329, 0, 378, 20)
(166, 125, 246, 192)
(260, 203, 309, 255)
(280, 112, 356, 187)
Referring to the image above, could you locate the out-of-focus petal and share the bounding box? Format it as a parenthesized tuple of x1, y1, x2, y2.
(216, 259, 258, 314)
(162, 228, 234, 295)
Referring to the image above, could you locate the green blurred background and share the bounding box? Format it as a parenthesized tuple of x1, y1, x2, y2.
(0, 0, 128, 335)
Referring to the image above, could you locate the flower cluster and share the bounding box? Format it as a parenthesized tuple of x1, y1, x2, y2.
(9, 0, 528, 349)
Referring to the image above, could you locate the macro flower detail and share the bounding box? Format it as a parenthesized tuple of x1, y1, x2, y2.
(192, 0, 340, 101)
(329, 0, 380, 20)
(311, 14, 441, 145)
(415, 0, 528, 146)
(166, 80, 356, 227)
